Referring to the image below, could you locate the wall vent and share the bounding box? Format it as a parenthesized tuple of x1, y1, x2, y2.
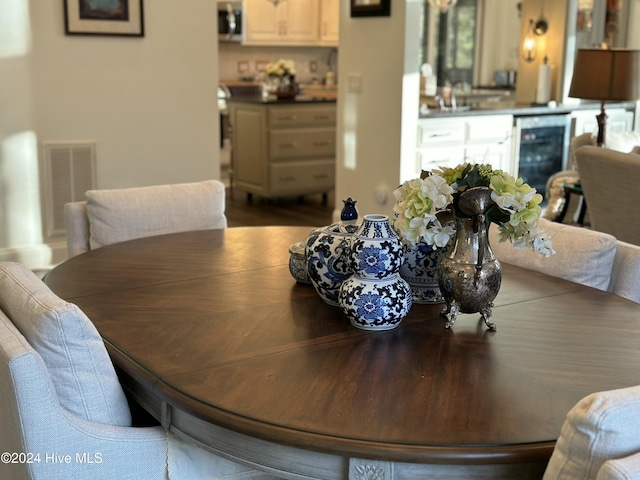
(42, 142, 96, 237)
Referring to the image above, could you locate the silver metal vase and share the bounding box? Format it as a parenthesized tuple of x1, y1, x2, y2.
(437, 187, 502, 331)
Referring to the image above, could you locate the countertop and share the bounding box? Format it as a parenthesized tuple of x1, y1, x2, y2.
(226, 94, 337, 105)
(419, 100, 637, 118)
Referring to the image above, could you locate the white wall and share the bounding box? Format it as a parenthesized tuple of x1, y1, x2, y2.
(334, 0, 421, 221)
(0, 0, 220, 269)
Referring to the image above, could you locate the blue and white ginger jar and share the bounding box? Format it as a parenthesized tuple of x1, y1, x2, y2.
(339, 214, 412, 331)
(306, 222, 359, 306)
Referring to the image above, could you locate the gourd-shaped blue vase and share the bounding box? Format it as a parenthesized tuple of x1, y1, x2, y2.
(305, 199, 359, 306)
(338, 214, 412, 331)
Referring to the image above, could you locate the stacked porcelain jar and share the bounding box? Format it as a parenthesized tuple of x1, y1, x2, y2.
(338, 214, 412, 331)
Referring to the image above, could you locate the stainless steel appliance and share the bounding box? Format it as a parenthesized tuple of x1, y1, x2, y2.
(217, 1, 243, 42)
(514, 114, 571, 200)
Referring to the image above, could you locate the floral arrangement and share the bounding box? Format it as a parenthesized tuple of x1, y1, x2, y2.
(392, 163, 555, 257)
(264, 58, 296, 79)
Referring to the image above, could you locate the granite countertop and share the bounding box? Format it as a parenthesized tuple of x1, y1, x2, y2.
(419, 100, 637, 118)
(226, 94, 337, 104)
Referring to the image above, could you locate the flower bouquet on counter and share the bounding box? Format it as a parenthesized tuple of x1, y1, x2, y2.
(265, 58, 296, 79)
(392, 163, 555, 257)
(264, 59, 299, 98)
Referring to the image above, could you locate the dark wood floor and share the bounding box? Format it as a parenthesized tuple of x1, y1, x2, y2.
(225, 186, 335, 228)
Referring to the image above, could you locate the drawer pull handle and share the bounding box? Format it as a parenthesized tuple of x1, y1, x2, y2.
(314, 173, 329, 179)
(279, 176, 296, 182)
(314, 115, 329, 120)
(428, 132, 452, 138)
(278, 142, 298, 148)
(277, 115, 298, 121)
(313, 141, 330, 147)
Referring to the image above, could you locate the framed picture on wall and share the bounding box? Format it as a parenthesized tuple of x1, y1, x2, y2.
(64, 0, 144, 37)
(350, 0, 391, 17)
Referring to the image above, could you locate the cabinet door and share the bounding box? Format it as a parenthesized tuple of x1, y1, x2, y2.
(319, 0, 339, 45)
(244, 0, 281, 43)
(281, 0, 319, 44)
(244, 0, 318, 45)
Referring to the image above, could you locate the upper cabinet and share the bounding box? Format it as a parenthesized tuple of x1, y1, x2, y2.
(319, 0, 340, 45)
(244, 0, 338, 47)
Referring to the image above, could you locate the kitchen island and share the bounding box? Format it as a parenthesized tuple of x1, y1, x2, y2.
(227, 95, 337, 201)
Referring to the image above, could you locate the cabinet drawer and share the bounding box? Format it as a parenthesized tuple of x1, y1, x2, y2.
(466, 115, 513, 143)
(416, 146, 465, 172)
(417, 118, 466, 146)
(268, 107, 336, 128)
(270, 160, 335, 194)
(269, 128, 335, 159)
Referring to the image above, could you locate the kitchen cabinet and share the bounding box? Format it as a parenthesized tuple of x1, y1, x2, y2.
(319, 0, 339, 46)
(244, 0, 320, 46)
(571, 108, 635, 137)
(416, 114, 514, 176)
(228, 100, 336, 199)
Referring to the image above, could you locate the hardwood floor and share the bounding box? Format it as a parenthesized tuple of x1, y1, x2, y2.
(225, 186, 336, 228)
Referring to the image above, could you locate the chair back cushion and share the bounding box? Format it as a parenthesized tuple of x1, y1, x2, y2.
(0, 262, 131, 426)
(608, 241, 640, 304)
(64, 201, 91, 257)
(543, 385, 640, 480)
(489, 218, 616, 291)
(87, 180, 227, 250)
(575, 146, 640, 245)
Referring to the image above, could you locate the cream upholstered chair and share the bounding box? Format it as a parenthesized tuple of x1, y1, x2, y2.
(575, 146, 640, 246)
(489, 218, 617, 291)
(607, 240, 640, 304)
(543, 385, 640, 480)
(64, 180, 227, 257)
(0, 262, 275, 480)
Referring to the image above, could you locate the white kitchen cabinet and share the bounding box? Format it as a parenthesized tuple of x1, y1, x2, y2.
(244, 0, 320, 46)
(319, 0, 339, 46)
(228, 100, 336, 199)
(416, 114, 514, 176)
(571, 108, 635, 137)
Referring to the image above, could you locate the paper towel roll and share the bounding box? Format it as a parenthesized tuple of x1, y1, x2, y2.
(536, 60, 552, 104)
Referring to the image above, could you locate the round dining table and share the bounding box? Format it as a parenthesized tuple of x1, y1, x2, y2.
(44, 226, 640, 480)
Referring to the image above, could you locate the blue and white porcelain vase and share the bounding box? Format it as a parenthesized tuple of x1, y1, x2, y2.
(339, 214, 412, 331)
(399, 241, 448, 304)
(305, 199, 359, 306)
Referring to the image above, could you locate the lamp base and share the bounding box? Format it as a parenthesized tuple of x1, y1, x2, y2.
(596, 101, 607, 147)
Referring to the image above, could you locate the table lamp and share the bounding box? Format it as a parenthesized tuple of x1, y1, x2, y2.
(568, 48, 640, 147)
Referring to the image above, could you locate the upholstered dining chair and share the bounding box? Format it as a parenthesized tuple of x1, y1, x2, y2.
(607, 240, 640, 304)
(0, 262, 275, 480)
(575, 146, 640, 246)
(489, 218, 617, 291)
(64, 180, 227, 257)
(543, 384, 640, 480)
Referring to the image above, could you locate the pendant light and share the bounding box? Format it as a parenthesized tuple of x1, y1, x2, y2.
(428, 0, 459, 14)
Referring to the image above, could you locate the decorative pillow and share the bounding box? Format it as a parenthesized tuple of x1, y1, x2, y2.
(489, 218, 616, 291)
(0, 262, 131, 426)
(87, 180, 227, 250)
(543, 385, 640, 480)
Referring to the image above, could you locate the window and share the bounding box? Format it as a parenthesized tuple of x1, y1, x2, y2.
(421, 0, 479, 87)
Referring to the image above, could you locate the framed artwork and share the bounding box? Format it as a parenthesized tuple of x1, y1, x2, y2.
(64, 0, 144, 37)
(350, 0, 391, 17)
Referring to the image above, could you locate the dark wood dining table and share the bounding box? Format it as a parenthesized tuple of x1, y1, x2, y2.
(44, 226, 640, 480)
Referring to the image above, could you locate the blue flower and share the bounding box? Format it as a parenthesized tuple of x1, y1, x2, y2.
(357, 246, 388, 275)
(354, 293, 385, 320)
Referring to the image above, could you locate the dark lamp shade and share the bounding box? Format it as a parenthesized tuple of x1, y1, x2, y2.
(569, 48, 640, 101)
